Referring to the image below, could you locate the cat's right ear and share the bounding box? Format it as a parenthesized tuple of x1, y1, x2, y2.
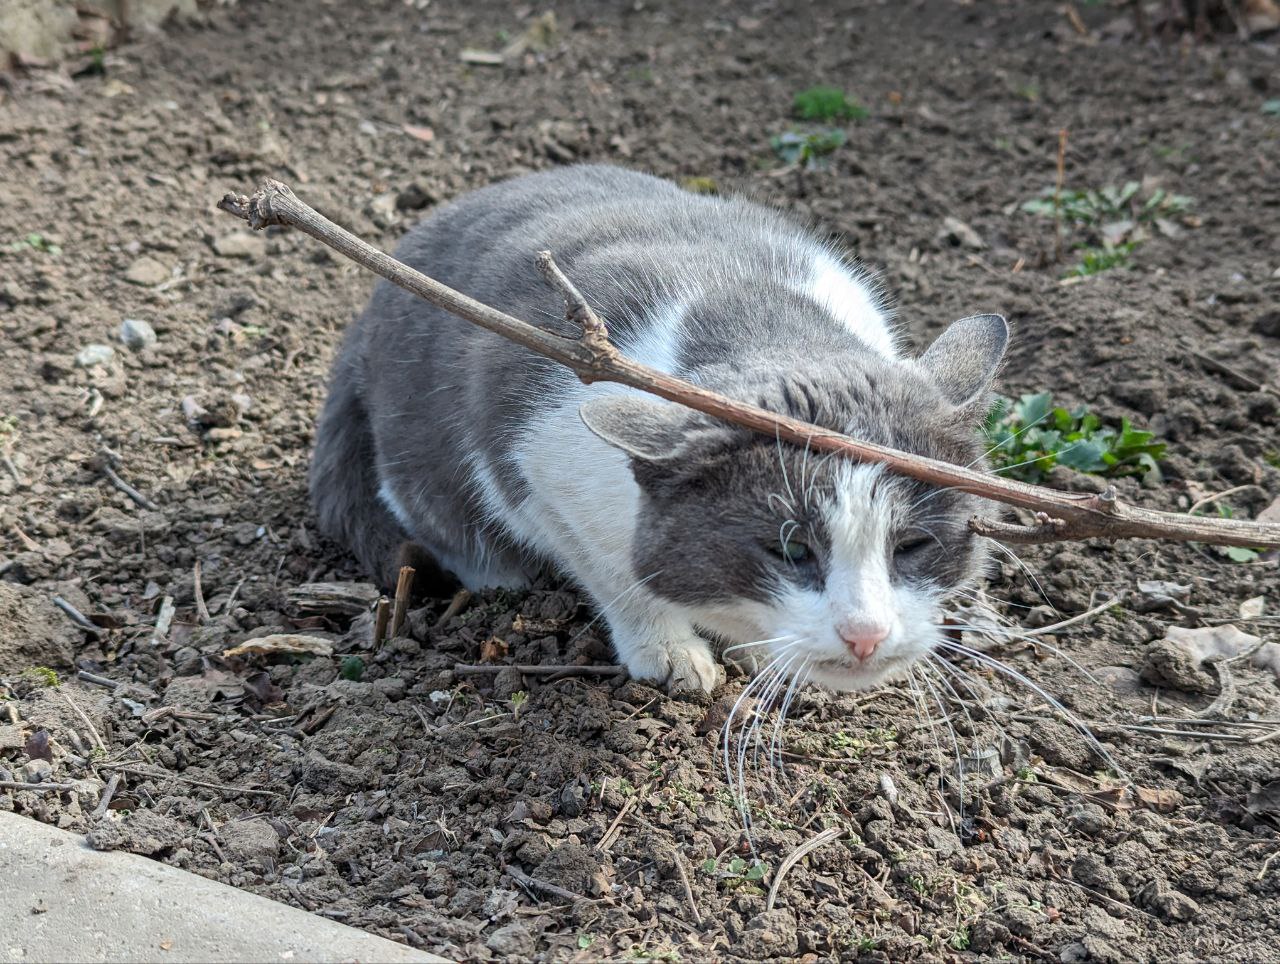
(579, 396, 690, 464)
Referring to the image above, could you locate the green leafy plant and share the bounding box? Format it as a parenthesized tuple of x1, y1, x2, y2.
(21, 667, 60, 688)
(771, 128, 846, 170)
(701, 856, 768, 882)
(339, 655, 365, 681)
(1198, 504, 1261, 563)
(1069, 242, 1136, 277)
(982, 393, 1166, 485)
(5, 233, 62, 256)
(1021, 181, 1193, 278)
(792, 85, 868, 122)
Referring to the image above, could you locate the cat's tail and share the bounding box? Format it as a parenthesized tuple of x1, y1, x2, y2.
(309, 334, 410, 590)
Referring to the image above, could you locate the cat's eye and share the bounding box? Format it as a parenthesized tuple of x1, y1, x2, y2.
(894, 536, 931, 556)
(769, 539, 811, 564)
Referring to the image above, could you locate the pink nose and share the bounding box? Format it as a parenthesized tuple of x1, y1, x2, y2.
(838, 621, 890, 661)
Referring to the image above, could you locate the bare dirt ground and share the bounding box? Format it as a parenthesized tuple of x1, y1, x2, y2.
(2, 1, 1279, 960)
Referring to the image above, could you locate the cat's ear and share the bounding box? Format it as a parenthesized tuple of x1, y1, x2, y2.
(918, 313, 1008, 413)
(579, 395, 692, 464)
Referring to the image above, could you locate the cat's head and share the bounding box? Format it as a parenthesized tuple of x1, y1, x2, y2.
(580, 314, 1008, 691)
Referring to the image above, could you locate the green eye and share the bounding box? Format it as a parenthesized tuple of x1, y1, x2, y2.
(769, 539, 811, 563)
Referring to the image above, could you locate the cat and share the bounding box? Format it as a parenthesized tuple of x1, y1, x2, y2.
(310, 164, 1007, 693)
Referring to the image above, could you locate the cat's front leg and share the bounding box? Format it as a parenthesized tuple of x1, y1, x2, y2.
(606, 605, 721, 694)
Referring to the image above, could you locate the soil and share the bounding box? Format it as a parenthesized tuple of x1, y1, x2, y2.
(2, 1, 1279, 961)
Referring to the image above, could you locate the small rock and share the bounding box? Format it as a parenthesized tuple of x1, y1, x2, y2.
(22, 759, 53, 783)
(737, 910, 799, 958)
(1254, 311, 1280, 338)
(87, 809, 183, 855)
(75, 344, 115, 368)
(213, 231, 266, 259)
(118, 318, 157, 351)
(219, 820, 280, 864)
(486, 922, 534, 957)
(372, 676, 406, 701)
(395, 183, 437, 211)
(123, 256, 169, 286)
(938, 215, 986, 250)
(367, 192, 400, 230)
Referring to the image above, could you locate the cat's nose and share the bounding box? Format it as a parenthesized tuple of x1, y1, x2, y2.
(837, 620, 890, 661)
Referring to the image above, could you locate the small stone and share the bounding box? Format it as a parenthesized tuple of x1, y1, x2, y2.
(486, 922, 534, 957)
(372, 676, 406, 701)
(123, 256, 169, 286)
(75, 344, 115, 368)
(212, 231, 266, 259)
(119, 318, 157, 351)
(22, 759, 53, 783)
(1253, 311, 1280, 337)
(939, 215, 986, 249)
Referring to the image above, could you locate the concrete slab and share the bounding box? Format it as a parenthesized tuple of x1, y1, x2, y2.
(0, 811, 448, 963)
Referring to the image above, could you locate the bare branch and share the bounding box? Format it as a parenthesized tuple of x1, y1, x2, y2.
(216, 180, 1280, 552)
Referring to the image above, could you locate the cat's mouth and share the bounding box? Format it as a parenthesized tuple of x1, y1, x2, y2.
(804, 653, 911, 692)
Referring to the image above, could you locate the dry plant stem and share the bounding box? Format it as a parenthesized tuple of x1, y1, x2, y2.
(93, 772, 122, 817)
(61, 690, 106, 754)
(99, 460, 158, 511)
(505, 864, 592, 904)
(391, 565, 414, 637)
(52, 596, 103, 636)
(193, 560, 211, 624)
(454, 663, 628, 678)
(766, 826, 843, 912)
(372, 596, 391, 646)
(435, 589, 473, 627)
(217, 180, 1280, 551)
(0, 780, 82, 793)
(673, 852, 703, 925)
(1053, 128, 1067, 263)
(98, 763, 280, 798)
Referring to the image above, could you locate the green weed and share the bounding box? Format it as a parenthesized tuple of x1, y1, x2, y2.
(339, 655, 365, 681)
(5, 233, 62, 257)
(1069, 242, 1136, 277)
(22, 667, 60, 687)
(792, 85, 868, 122)
(1198, 504, 1262, 563)
(983, 393, 1166, 485)
(771, 128, 846, 170)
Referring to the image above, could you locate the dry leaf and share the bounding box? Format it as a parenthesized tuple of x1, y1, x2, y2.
(402, 124, 435, 143)
(1133, 785, 1182, 813)
(222, 634, 334, 659)
(479, 636, 509, 662)
(1240, 596, 1266, 619)
(1246, 779, 1280, 815)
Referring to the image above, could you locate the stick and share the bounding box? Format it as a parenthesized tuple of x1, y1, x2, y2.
(97, 458, 158, 511)
(372, 596, 391, 646)
(766, 826, 843, 911)
(217, 180, 1280, 551)
(0, 780, 83, 793)
(434, 589, 472, 627)
(93, 772, 122, 817)
(673, 852, 703, 925)
(61, 690, 107, 754)
(454, 663, 628, 678)
(390, 565, 414, 638)
(52, 596, 104, 637)
(1053, 129, 1067, 264)
(96, 763, 280, 797)
(193, 561, 211, 624)
(505, 864, 592, 904)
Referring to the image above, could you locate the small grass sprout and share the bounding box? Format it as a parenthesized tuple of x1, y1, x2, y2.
(983, 392, 1166, 485)
(770, 128, 846, 170)
(792, 85, 868, 122)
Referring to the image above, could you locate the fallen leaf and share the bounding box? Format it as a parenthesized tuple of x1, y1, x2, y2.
(1142, 624, 1280, 691)
(223, 634, 334, 659)
(402, 124, 435, 143)
(1134, 785, 1182, 813)
(1240, 596, 1266, 619)
(480, 636, 509, 662)
(1136, 580, 1191, 612)
(1246, 779, 1280, 815)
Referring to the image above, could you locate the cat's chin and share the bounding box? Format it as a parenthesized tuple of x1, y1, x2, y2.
(802, 655, 914, 693)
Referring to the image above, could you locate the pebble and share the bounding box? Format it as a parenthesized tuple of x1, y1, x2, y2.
(213, 231, 266, 259)
(22, 759, 53, 782)
(75, 344, 115, 368)
(119, 318, 157, 351)
(123, 256, 169, 286)
(485, 922, 534, 957)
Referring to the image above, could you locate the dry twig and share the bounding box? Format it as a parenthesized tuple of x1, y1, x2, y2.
(391, 565, 415, 638)
(217, 180, 1280, 551)
(766, 826, 843, 911)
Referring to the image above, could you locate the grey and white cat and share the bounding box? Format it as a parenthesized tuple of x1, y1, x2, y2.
(311, 165, 1008, 694)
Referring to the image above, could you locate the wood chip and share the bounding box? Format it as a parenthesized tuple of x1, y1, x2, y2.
(223, 634, 334, 659)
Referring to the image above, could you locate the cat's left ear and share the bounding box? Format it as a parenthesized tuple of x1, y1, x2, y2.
(918, 313, 1008, 414)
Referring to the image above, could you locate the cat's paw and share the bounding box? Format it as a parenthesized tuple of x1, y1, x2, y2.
(622, 634, 721, 695)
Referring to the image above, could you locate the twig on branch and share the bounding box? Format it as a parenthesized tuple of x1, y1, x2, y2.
(216, 179, 1280, 551)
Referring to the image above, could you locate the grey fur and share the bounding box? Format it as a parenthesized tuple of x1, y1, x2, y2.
(310, 164, 1006, 690)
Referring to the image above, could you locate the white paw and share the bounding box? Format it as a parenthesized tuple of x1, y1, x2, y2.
(620, 633, 721, 695)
